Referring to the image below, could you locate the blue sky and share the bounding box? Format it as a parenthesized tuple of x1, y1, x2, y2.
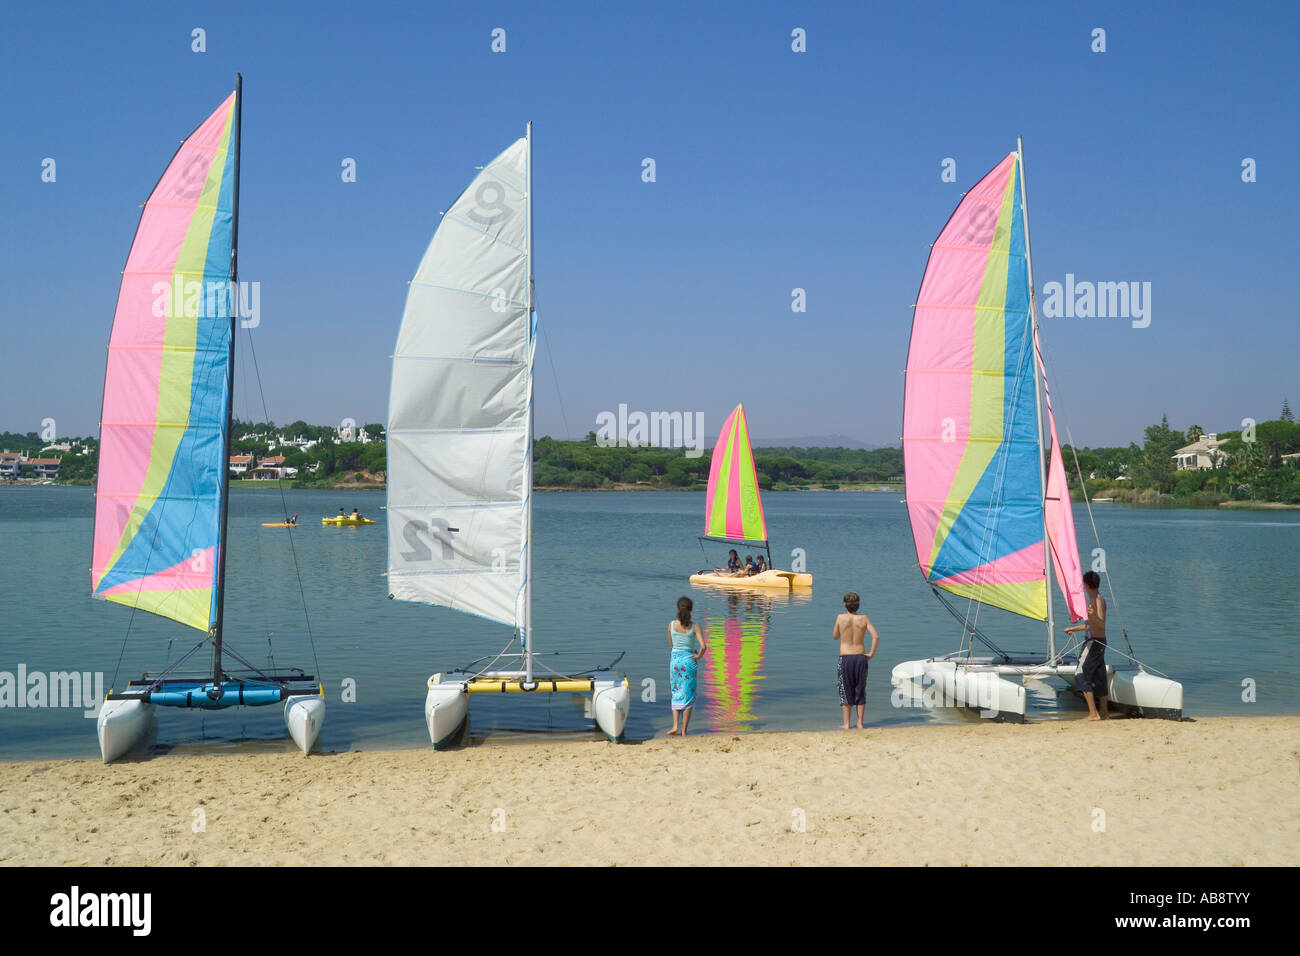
(2, 0, 1296, 448)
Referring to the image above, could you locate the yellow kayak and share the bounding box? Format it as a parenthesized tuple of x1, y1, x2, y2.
(688, 569, 813, 590)
(321, 516, 375, 526)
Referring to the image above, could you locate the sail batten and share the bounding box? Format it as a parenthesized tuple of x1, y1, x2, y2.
(91, 90, 239, 634)
(387, 138, 532, 629)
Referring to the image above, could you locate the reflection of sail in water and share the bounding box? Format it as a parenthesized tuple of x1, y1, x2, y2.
(702, 592, 773, 731)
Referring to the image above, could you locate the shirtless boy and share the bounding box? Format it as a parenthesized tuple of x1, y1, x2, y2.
(1064, 571, 1108, 721)
(832, 592, 880, 729)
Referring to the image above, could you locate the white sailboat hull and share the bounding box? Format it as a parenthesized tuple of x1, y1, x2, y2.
(97, 698, 154, 762)
(425, 672, 630, 748)
(284, 695, 326, 754)
(1105, 669, 1183, 718)
(892, 657, 1183, 720)
(426, 677, 471, 749)
(891, 659, 1027, 719)
(592, 678, 630, 741)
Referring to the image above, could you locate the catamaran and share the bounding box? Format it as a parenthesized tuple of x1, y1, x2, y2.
(92, 77, 325, 761)
(387, 124, 629, 748)
(890, 141, 1182, 720)
(689, 404, 813, 590)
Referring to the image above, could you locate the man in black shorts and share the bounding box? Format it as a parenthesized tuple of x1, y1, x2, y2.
(1065, 571, 1109, 720)
(833, 591, 880, 729)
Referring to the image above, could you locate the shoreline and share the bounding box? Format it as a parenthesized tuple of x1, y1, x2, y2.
(6, 482, 1298, 509)
(3, 715, 1296, 866)
(1217, 499, 1300, 510)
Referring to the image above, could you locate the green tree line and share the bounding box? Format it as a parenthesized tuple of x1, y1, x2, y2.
(533, 435, 902, 489)
(1065, 402, 1300, 505)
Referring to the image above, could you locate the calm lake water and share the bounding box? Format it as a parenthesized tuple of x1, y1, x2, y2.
(1, 486, 1297, 759)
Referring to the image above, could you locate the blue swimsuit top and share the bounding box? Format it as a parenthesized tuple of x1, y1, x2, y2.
(670, 623, 697, 652)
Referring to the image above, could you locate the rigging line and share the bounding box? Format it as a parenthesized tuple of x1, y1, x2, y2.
(933, 588, 1013, 660)
(537, 318, 572, 441)
(219, 641, 294, 685)
(138, 636, 211, 691)
(1035, 328, 1138, 665)
(468, 632, 526, 681)
(241, 320, 324, 684)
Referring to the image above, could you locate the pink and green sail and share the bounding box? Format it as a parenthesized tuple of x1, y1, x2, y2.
(903, 151, 1085, 622)
(91, 89, 239, 633)
(704, 404, 767, 544)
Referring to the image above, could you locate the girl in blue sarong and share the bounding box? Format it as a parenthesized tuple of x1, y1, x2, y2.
(668, 596, 708, 736)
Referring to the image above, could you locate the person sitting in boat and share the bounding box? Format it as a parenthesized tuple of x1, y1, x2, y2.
(742, 555, 756, 575)
(752, 555, 768, 575)
(338, 507, 346, 517)
(351, 508, 361, 520)
(720, 549, 742, 575)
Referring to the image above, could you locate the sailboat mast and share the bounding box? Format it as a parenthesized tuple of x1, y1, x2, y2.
(1017, 136, 1056, 660)
(211, 73, 242, 693)
(523, 120, 535, 685)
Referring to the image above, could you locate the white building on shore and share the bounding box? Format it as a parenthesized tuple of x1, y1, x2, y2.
(1172, 433, 1228, 471)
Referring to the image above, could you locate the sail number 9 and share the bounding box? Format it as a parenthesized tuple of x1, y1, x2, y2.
(401, 519, 459, 561)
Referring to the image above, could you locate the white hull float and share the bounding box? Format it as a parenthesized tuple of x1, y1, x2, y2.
(97, 698, 156, 763)
(891, 656, 1183, 721)
(284, 694, 327, 754)
(426, 671, 630, 749)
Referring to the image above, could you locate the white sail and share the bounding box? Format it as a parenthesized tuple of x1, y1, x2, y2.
(387, 137, 531, 628)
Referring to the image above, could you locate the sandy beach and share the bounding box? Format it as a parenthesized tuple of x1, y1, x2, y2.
(1, 716, 1295, 867)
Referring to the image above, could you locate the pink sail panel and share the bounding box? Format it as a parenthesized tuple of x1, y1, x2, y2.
(927, 541, 1044, 588)
(1036, 328, 1087, 621)
(98, 547, 217, 595)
